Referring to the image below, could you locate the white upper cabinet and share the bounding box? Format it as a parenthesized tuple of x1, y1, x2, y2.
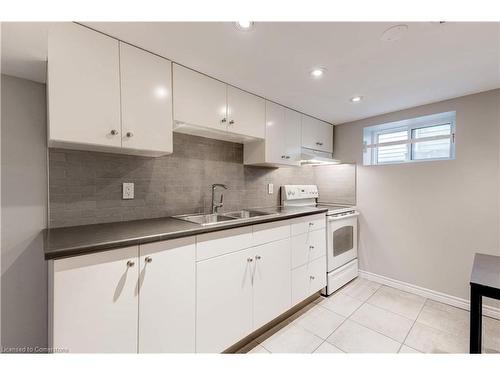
(264, 100, 288, 164)
(173, 64, 265, 142)
(48, 23, 121, 149)
(227, 86, 265, 139)
(173, 64, 227, 133)
(48, 23, 172, 157)
(284, 108, 302, 164)
(119, 42, 173, 155)
(243, 101, 300, 167)
(301, 115, 334, 154)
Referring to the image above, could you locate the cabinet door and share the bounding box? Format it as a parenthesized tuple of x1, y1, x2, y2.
(138, 238, 195, 353)
(284, 108, 302, 166)
(301, 115, 333, 153)
(48, 23, 121, 148)
(173, 64, 227, 131)
(264, 101, 288, 164)
(196, 248, 254, 353)
(227, 86, 265, 139)
(120, 43, 173, 155)
(252, 238, 292, 329)
(291, 256, 327, 306)
(52, 246, 139, 353)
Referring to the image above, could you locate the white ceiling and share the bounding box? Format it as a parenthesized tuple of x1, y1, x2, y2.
(2, 22, 499, 124)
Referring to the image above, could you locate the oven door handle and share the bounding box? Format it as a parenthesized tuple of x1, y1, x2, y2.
(328, 212, 359, 221)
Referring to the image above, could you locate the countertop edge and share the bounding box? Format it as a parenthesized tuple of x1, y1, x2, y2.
(44, 208, 328, 261)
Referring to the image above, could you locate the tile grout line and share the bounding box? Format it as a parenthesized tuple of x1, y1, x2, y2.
(321, 291, 374, 351)
(398, 297, 427, 353)
(364, 300, 423, 321)
(287, 304, 345, 352)
(259, 280, 386, 353)
(325, 283, 427, 352)
(363, 284, 427, 320)
(341, 305, 412, 349)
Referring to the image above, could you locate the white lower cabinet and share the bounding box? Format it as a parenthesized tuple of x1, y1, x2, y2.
(196, 247, 254, 353)
(138, 238, 195, 353)
(291, 256, 327, 306)
(50, 214, 327, 353)
(252, 238, 292, 329)
(291, 228, 326, 269)
(196, 238, 293, 353)
(51, 246, 139, 353)
(50, 238, 196, 353)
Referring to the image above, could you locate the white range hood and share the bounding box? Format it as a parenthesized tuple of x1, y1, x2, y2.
(299, 147, 341, 166)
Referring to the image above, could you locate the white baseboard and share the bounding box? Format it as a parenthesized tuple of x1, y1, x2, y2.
(359, 270, 500, 320)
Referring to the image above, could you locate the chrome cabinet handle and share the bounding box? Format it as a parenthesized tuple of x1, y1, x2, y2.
(221, 118, 227, 124)
(285, 156, 291, 159)
(145, 256, 152, 264)
(316, 141, 323, 146)
(255, 255, 262, 260)
(247, 257, 253, 263)
(310, 275, 315, 280)
(110, 129, 119, 136)
(309, 222, 314, 226)
(229, 120, 235, 125)
(127, 260, 135, 267)
(126, 131, 134, 138)
(281, 155, 286, 159)
(309, 245, 315, 250)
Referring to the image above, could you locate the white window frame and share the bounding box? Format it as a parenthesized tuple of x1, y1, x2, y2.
(363, 111, 456, 166)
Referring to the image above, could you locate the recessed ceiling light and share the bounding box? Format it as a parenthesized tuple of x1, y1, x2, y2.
(380, 24, 408, 42)
(350, 96, 363, 103)
(235, 21, 254, 31)
(310, 68, 326, 78)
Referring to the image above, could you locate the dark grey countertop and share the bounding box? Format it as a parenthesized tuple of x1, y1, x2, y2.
(44, 206, 328, 260)
(470, 253, 500, 290)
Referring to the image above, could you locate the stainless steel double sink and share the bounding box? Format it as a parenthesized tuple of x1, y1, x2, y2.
(173, 209, 278, 226)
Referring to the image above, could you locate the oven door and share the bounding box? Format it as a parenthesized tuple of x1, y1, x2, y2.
(327, 213, 358, 272)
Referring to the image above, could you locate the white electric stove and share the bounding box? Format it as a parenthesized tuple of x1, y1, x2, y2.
(281, 184, 360, 295)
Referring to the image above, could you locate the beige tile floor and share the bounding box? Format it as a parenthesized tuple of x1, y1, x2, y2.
(239, 277, 500, 354)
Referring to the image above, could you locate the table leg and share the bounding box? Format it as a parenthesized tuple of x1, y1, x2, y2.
(470, 285, 482, 354)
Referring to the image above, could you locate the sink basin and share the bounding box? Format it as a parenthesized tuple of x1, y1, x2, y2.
(173, 209, 279, 226)
(174, 213, 236, 226)
(225, 209, 275, 219)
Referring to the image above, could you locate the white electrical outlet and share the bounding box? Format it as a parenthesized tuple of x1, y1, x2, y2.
(122, 182, 134, 200)
(268, 183, 274, 194)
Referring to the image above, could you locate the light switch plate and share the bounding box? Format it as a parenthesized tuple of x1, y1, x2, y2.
(122, 182, 134, 200)
(268, 183, 274, 194)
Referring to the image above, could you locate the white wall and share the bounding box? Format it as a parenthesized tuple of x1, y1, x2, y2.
(334, 89, 500, 304)
(1, 74, 47, 351)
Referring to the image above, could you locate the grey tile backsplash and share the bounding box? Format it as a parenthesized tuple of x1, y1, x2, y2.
(49, 133, 355, 228)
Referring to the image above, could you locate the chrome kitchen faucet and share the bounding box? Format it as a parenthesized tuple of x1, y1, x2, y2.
(211, 183, 228, 214)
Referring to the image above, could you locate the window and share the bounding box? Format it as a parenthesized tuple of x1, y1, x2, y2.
(363, 111, 456, 166)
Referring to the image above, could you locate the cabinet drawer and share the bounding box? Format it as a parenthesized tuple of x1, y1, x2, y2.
(252, 220, 291, 246)
(290, 214, 326, 236)
(291, 228, 326, 269)
(291, 256, 327, 306)
(196, 226, 253, 261)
